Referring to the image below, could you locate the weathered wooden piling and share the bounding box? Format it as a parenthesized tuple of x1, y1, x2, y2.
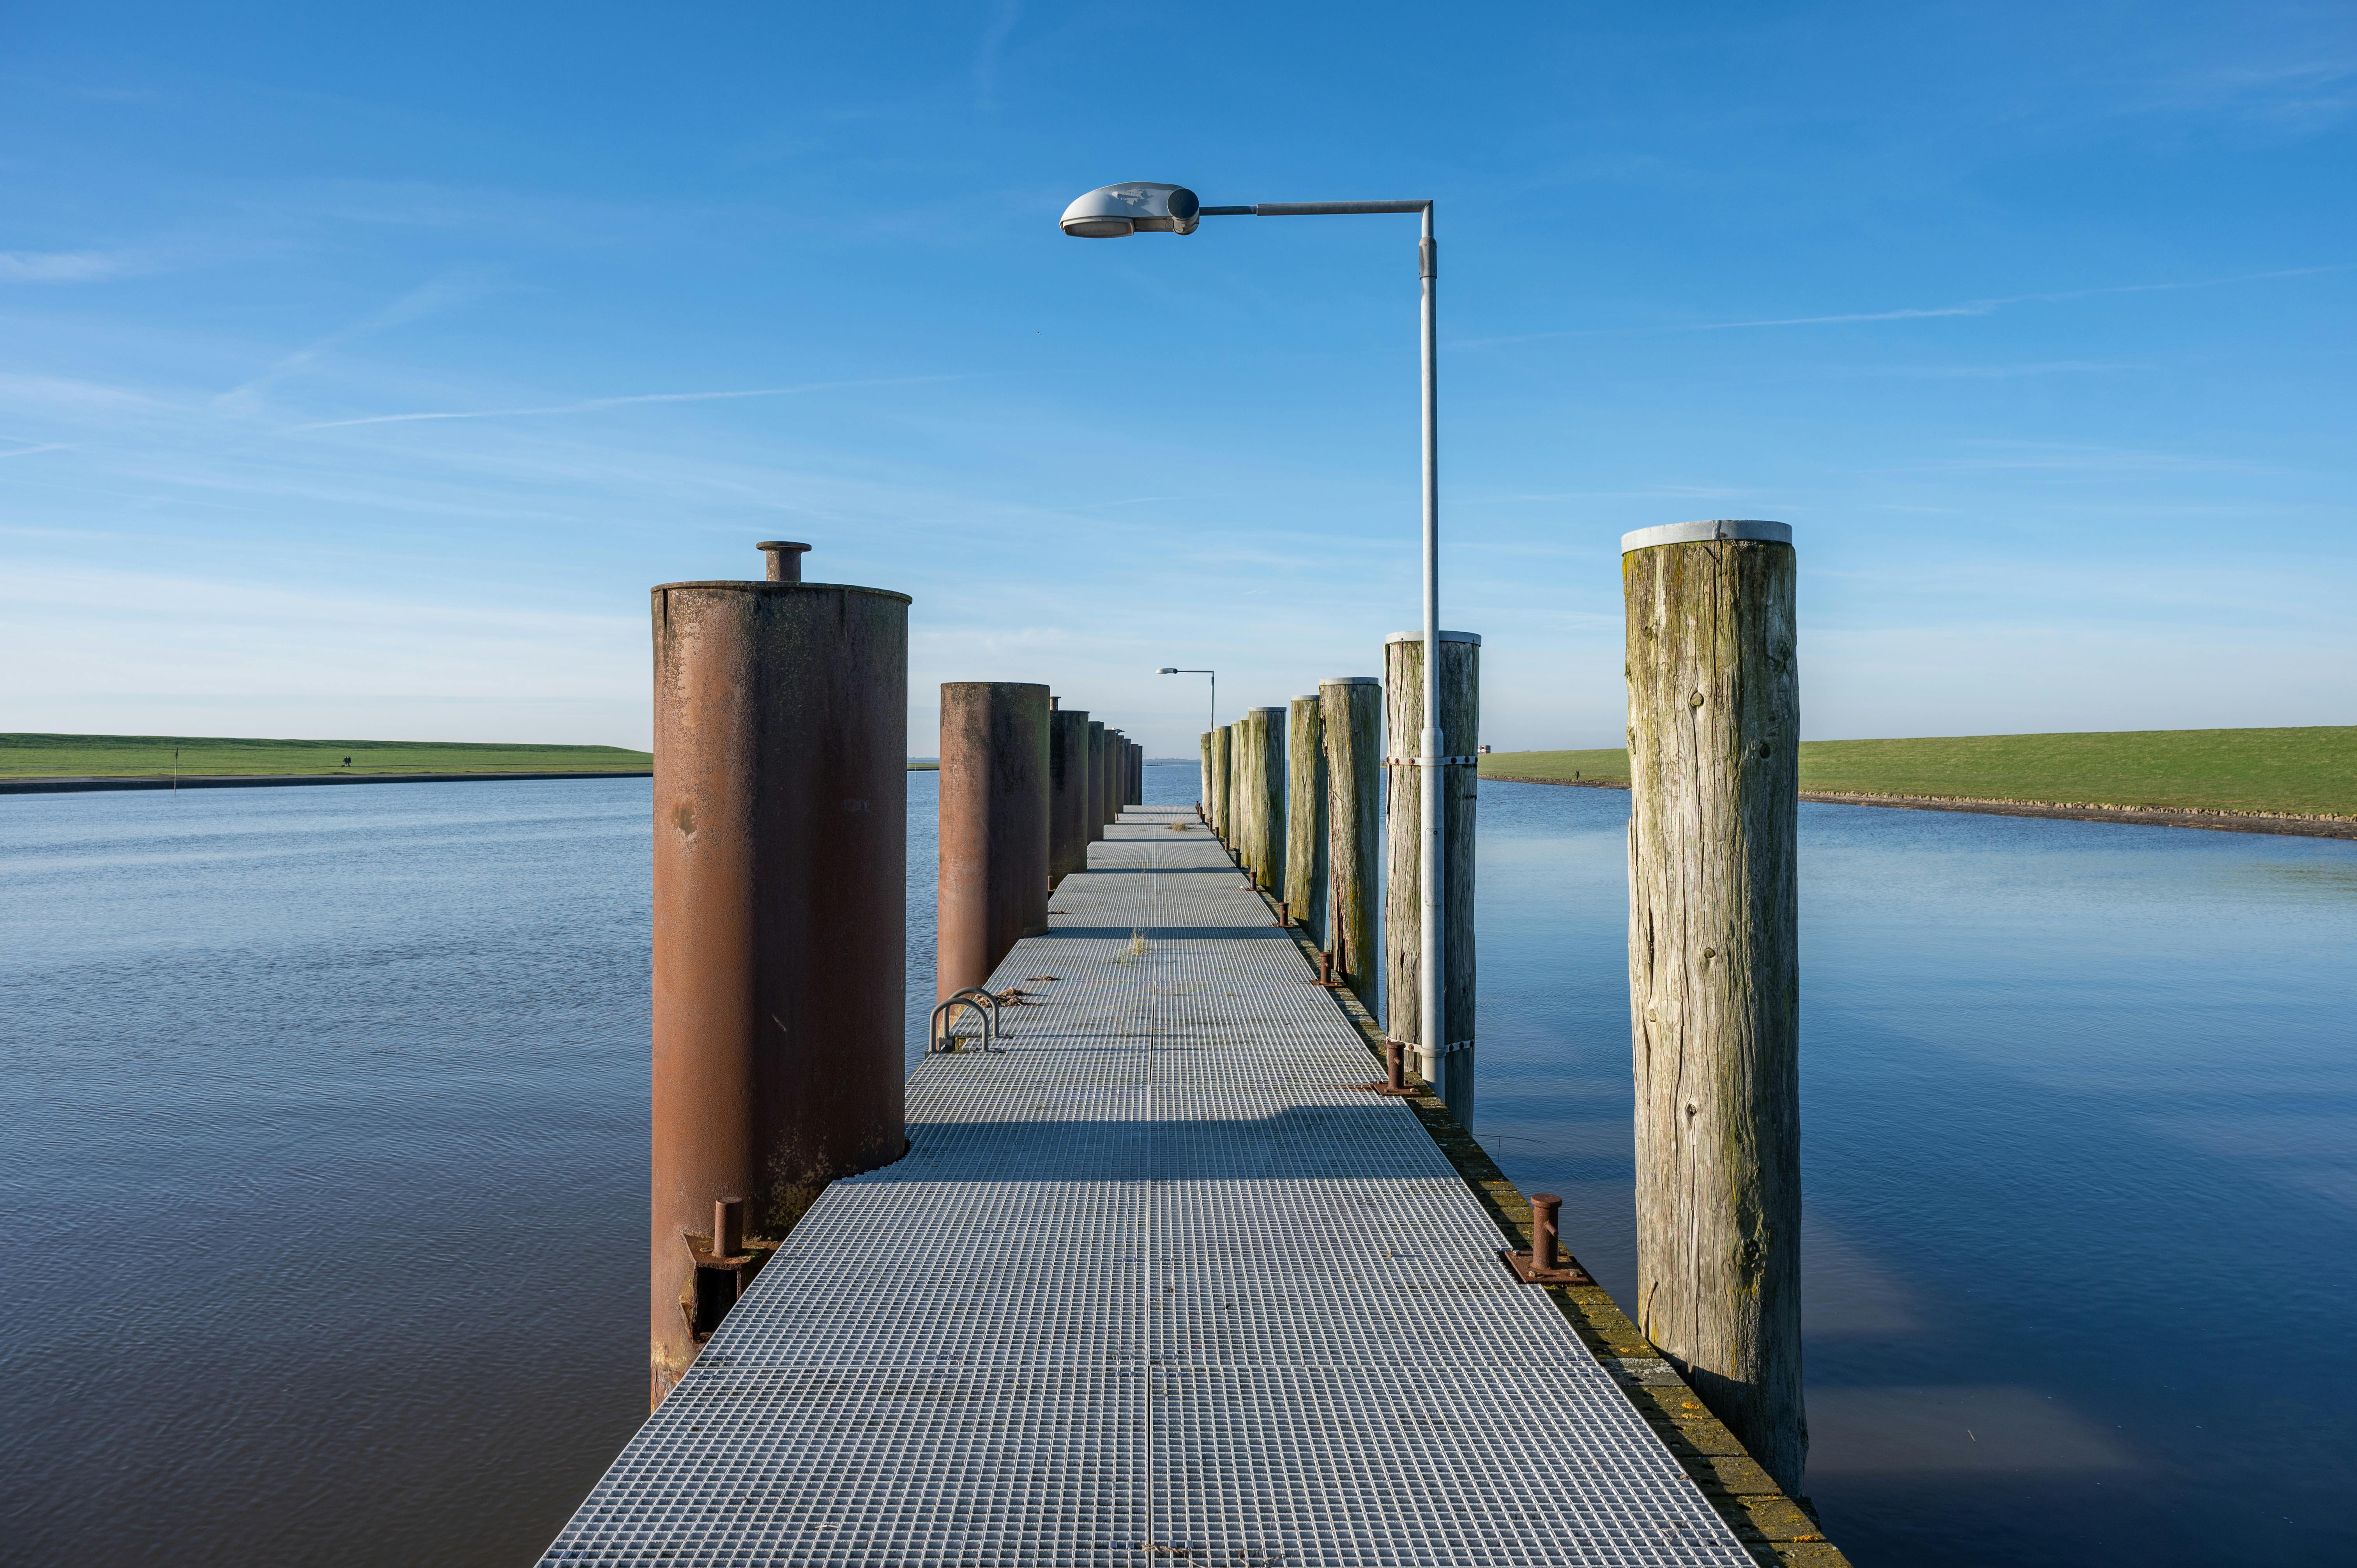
(648, 543, 908, 1406)
(1622, 519, 1804, 1495)
(1049, 707, 1092, 884)
(1382, 630, 1479, 1115)
(1235, 717, 1254, 872)
(1208, 726, 1233, 843)
(936, 682, 1051, 1003)
(1235, 721, 1254, 858)
(1240, 707, 1286, 893)
(1198, 731, 1213, 814)
(1285, 695, 1327, 935)
(1319, 676, 1382, 1008)
(1086, 721, 1108, 844)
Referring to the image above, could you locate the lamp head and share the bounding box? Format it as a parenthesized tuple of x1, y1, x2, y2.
(1060, 183, 1201, 238)
(1158, 667, 1179, 674)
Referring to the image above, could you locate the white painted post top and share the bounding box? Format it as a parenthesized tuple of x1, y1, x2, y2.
(1620, 519, 1790, 552)
(1290, 694, 1321, 703)
(1382, 630, 1483, 646)
(1318, 675, 1383, 686)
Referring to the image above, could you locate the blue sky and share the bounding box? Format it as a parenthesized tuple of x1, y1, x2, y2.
(3, 0, 2351, 755)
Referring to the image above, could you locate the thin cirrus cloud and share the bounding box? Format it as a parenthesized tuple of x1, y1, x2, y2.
(215, 271, 494, 413)
(1455, 263, 2355, 348)
(0, 249, 148, 283)
(285, 375, 976, 432)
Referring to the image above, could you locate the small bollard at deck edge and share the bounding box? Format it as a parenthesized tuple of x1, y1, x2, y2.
(1353, 1039, 1422, 1098)
(649, 540, 910, 1408)
(1504, 1192, 1595, 1285)
(1623, 517, 1804, 1495)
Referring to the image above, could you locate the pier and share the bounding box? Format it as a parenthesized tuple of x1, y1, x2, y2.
(542, 803, 1834, 1567)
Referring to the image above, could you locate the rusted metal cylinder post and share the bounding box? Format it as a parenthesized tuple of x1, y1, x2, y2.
(1049, 707, 1092, 885)
(1285, 695, 1327, 944)
(1208, 726, 1232, 843)
(1104, 729, 1127, 824)
(1085, 721, 1108, 844)
(1319, 676, 1382, 1011)
(1383, 630, 1479, 1117)
(650, 544, 909, 1407)
(1623, 518, 1804, 1494)
(937, 682, 1052, 1003)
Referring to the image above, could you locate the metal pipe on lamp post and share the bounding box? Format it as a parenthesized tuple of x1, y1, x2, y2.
(1078, 187, 1447, 1107)
(1158, 667, 1216, 738)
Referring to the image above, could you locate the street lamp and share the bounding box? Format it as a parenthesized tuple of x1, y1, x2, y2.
(1157, 666, 1216, 736)
(1071, 184, 1448, 1099)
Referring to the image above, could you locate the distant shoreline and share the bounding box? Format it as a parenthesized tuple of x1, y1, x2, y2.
(0, 771, 651, 796)
(1482, 773, 2357, 841)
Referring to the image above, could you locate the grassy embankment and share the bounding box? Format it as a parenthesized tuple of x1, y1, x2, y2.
(0, 733, 652, 779)
(1479, 727, 2357, 819)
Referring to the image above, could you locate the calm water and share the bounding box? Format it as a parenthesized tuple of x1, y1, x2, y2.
(2, 768, 2352, 1566)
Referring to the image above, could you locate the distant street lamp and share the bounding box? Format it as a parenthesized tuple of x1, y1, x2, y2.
(1078, 185, 1447, 1096)
(1157, 666, 1216, 736)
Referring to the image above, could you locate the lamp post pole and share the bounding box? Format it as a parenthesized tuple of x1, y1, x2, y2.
(1159, 667, 1216, 737)
(1081, 187, 1443, 1094)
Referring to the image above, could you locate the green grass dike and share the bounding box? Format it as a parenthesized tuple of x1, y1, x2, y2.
(1479, 726, 2357, 819)
(0, 732, 654, 779)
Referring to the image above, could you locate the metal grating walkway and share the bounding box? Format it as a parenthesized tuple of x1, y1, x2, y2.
(542, 806, 1755, 1567)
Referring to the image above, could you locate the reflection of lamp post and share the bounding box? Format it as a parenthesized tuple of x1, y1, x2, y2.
(1157, 666, 1215, 736)
(1079, 185, 1446, 1099)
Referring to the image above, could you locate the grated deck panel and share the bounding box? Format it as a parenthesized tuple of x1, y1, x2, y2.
(542, 807, 1753, 1567)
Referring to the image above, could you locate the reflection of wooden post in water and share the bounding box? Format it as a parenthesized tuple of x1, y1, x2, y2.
(1285, 695, 1327, 939)
(1622, 519, 1805, 1496)
(1319, 676, 1382, 1010)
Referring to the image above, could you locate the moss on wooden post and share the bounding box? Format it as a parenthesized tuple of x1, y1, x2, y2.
(1285, 696, 1327, 935)
(1623, 519, 1804, 1497)
(1320, 676, 1383, 1011)
(1382, 631, 1480, 1115)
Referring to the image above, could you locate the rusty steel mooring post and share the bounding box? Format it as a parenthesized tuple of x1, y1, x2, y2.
(1085, 721, 1108, 845)
(649, 542, 909, 1408)
(1106, 729, 1128, 824)
(937, 681, 1051, 1002)
(1048, 706, 1091, 885)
